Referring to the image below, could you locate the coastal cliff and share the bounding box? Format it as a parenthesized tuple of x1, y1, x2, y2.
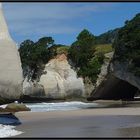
(23, 53, 85, 99)
(18, 26, 120, 101)
(88, 13, 140, 101)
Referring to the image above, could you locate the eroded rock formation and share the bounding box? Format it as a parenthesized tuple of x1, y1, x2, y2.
(88, 74, 138, 101)
(88, 13, 140, 101)
(0, 4, 23, 100)
(23, 54, 85, 99)
(88, 54, 140, 101)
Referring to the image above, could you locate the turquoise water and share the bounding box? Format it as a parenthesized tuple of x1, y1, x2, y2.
(25, 101, 99, 112)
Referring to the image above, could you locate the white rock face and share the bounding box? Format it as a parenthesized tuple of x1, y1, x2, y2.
(0, 5, 11, 41)
(23, 77, 44, 97)
(39, 54, 85, 98)
(0, 4, 23, 99)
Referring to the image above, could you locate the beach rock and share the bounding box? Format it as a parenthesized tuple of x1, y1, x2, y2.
(5, 103, 30, 112)
(0, 107, 10, 112)
(0, 4, 23, 100)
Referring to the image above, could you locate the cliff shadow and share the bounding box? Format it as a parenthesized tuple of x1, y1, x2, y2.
(88, 74, 138, 101)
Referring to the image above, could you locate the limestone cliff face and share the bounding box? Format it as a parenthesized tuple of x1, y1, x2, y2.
(23, 54, 85, 98)
(0, 4, 11, 41)
(39, 54, 85, 98)
(0, 5, 23, 99)
(23, 78, 45, 98)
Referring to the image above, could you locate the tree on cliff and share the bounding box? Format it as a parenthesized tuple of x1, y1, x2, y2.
(19, 37, 54, 80)
(68, 29, 104, 83)
(113, 13, 140, 76)
(68, 29, 95, 68)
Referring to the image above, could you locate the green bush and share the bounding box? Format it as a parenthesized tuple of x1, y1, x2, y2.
(68, 29, 95, 68)
(113, 13, 140, 76)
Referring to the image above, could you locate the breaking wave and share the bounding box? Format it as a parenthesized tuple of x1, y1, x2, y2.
(0, 124, 23, 138)
(25, 101, 99, 112)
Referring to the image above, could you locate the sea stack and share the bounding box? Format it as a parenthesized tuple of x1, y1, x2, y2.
(0, 3, 23, 100)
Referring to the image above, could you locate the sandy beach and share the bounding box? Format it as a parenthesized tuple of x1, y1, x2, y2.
(14, 105, 140, 138)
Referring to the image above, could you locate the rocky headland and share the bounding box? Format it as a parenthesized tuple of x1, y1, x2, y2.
(88, 14, 140, 101)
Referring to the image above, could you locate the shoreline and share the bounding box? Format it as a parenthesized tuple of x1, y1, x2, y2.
(14, 106, 140, 138)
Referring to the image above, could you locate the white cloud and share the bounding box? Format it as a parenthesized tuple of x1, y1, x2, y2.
(2, 3, 117, 39)
(3, 3, 115, 19)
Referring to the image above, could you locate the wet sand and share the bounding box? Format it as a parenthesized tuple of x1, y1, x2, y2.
(14, 106, 140, 138)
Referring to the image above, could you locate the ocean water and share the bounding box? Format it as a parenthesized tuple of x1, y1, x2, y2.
(25, 101, 99, 112)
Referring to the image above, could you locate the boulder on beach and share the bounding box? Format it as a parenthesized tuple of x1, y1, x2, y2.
(0, 107, 8, 113)
(5, 103, 30, 112)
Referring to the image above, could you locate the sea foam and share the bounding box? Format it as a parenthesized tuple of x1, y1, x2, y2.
(0, 124, 23, 138)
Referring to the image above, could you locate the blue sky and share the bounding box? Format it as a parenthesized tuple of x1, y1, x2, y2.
(3, 2, 140, 46)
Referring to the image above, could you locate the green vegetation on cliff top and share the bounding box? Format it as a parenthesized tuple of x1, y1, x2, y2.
(68, 29, 111, 83)
(19, 13, 140, 84)
(113, 13, 140, 76)
(19, 29, 114, 84)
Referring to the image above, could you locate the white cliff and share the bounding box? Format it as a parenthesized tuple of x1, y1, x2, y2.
(0, 4, 23, 99)
(0, 4, 12, 41)
(39, 54, 85, 98)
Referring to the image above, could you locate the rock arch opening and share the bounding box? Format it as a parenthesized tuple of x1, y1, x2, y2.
(87, 75, 138, 101)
